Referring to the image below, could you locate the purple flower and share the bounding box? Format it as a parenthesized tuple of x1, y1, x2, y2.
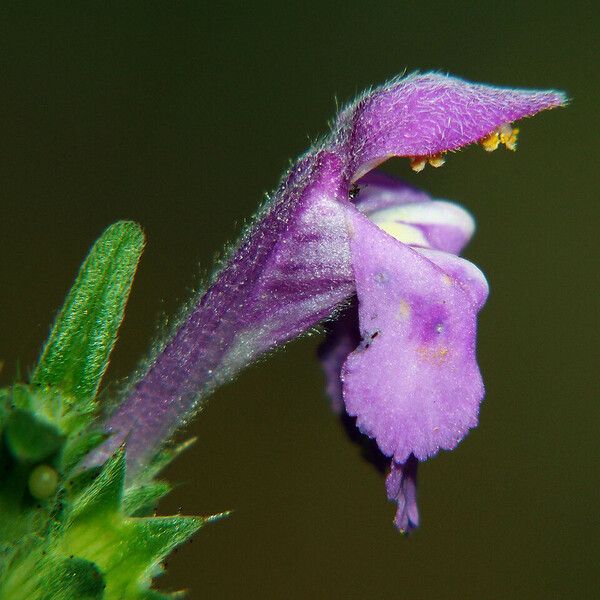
(88, 72, 565, 530)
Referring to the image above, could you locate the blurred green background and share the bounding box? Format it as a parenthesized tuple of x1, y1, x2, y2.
(1, 2, 598, 598)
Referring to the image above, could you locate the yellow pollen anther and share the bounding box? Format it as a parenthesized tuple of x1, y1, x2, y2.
(499, 124, 519, 151)
(481, 131, 500, 152)
(409, 156, 427, 172)
(481, 124, 520, 152)
(428, 154, 446, 168)
(481, 124, 520, 153)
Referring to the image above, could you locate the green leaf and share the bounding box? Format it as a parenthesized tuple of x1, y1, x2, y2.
(32, 221, 145, 405)
(0, 389, 8, 430)
(3, 384, 93, 446)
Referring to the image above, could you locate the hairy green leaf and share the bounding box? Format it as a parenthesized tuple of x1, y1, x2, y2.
(32, 221, 145, 405)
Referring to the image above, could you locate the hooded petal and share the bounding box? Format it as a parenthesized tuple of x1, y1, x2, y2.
(333, 72, 567, 181)
(342, 209, 485, 463)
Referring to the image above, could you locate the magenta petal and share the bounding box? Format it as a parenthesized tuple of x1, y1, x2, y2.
(342, 210, 485, 462)
(334, 72, 567, 181)
(386, 457, 419, 532)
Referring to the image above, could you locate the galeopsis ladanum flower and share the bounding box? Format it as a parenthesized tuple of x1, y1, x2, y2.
(88, 72, 565, 531)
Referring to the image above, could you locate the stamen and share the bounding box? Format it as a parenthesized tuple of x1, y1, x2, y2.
(499, 124, 519, 150)
(409, 157, 427, 172)
(481, 124, 519, 152)
(412, 122, 520, 171)
(480, 131, 500, 152)
(410, 153, 446, 172)
(428, 154, 446, 168)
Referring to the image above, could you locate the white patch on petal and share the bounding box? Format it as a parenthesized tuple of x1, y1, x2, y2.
(369, 201, 475, 240)
(374, 221, 430, 246)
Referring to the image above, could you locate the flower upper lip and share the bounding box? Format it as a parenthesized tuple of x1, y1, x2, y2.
(330, 72, 566, 182)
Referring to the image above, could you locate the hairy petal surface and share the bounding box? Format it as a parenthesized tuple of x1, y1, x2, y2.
(342, 210, 486, 463)
(91, 153, 355, 472)
(416, 248, 489, 311)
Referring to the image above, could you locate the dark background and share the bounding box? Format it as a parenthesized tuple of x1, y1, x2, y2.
(1, 2, 598, 598)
